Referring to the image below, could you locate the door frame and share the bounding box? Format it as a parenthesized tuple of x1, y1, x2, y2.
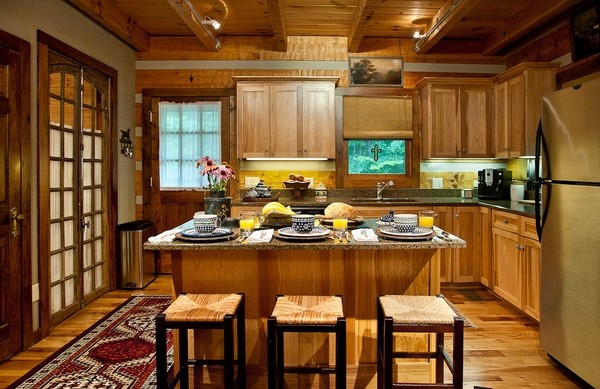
(37, 31, 118, 337)
(0, 29, 33, 355)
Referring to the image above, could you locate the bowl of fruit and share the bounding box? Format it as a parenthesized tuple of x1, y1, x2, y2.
(283, 174, 310, 198)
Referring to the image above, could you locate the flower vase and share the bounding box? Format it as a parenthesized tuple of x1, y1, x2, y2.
(204, 191, 231, 219)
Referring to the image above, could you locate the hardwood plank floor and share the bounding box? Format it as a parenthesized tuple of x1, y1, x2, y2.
(0, 276, 589, 388)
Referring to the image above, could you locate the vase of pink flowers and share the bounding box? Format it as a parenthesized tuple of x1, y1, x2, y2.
(196, 156, 236, 218)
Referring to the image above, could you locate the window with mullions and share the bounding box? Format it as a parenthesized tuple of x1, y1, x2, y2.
(159, 101, 221, 189)
(348, 139, 406, 174)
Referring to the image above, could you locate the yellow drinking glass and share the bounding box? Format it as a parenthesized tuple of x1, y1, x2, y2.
(418, 210, 434, 229)
(332, 217, 348, 239)
(239, 211, 256, 237)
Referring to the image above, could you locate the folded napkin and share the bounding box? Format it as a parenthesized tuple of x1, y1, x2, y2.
(352, 228, 378, 242)
(246, 229, 274, 243)
(148, 228, 183, 243)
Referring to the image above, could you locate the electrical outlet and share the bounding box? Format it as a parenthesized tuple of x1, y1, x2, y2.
(244, 176, 260, 188)
(432, 178, 443, 189)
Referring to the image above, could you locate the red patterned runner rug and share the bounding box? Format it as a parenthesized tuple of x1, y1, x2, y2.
(8, 295, 173, 389)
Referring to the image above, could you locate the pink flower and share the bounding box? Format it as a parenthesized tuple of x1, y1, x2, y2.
(196, 156, 236, 194)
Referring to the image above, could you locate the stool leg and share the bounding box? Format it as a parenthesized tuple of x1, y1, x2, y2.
(224, 315, 234, 389)
(237, 294, 246, 389)
(436, 331, 444, 383)
(267, 317, 277, 389)
(336, 317, 347, 389)
(453, 317, 464, 389)
(179, 327, 189, 389)
(155, 314, 168, 388)
(276, 326, 284, 387)
(377, 299, 384, 389)
(383, 317, 393, 389)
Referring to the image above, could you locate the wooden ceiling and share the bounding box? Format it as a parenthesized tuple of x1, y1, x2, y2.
(65, 0, 583, 54)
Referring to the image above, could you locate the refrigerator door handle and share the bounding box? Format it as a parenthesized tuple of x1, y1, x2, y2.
(534, 119, 550, 241)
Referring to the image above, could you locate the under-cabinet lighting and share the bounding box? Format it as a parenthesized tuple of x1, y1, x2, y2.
(246, 158, 329, 161)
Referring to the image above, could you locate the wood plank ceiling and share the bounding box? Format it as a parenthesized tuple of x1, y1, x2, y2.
(65, 0, 583, 54)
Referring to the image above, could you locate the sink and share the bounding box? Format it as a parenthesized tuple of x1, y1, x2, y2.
(351, 198, 418, 203)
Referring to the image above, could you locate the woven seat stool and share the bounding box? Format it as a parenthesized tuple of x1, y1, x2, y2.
(155, 293, 246, 389)
(267, 295, 346, 389)
(377, 295, 464, 389)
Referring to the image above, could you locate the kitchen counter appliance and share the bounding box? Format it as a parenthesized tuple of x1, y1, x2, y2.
(477, 168, 512, 199)
(535, 77, 600, 388)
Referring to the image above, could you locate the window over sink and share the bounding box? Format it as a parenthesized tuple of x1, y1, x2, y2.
(347, 139, 406, 174)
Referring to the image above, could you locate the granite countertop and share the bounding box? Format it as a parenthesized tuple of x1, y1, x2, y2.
(144, 219, 466, 251)
(234, 189, 536, 218)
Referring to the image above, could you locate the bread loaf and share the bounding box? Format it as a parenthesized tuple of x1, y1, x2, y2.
(324, 202, 357, 219)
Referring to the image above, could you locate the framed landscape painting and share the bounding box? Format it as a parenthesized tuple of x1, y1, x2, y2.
(570, 1, 600, 61)
(349, 57, 403, 87)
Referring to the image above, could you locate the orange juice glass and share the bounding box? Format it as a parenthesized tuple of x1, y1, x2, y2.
(418, 210, 434, 229)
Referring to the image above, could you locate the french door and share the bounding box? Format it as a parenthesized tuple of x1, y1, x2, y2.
(40, 48, 111, 327)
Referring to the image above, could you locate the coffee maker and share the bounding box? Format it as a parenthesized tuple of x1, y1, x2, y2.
(478, 169, 512, 199)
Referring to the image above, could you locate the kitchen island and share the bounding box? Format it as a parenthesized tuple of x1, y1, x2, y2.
(145, 219, 465, 379)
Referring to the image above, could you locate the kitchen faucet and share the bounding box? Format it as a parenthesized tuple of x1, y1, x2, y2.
(376, 180, 394, 200)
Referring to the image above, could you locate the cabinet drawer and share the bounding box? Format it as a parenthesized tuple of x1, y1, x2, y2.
(492, 210, 520, 233)
(520, 216, 539, 241)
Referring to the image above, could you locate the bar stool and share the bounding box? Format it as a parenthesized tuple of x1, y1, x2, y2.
(155, 293, 246, 389)
(267, 295, 346, 389)
(377, 294, 464, 389)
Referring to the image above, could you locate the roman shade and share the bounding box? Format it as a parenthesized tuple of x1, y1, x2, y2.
(343, 96, 413, 139)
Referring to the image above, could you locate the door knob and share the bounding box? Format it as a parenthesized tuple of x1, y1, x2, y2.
(10, 207, 25, 238)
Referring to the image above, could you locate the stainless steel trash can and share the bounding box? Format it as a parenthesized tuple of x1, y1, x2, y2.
(118, 220, 155, 289)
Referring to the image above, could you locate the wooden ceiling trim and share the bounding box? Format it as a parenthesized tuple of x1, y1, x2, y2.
(415, 0, 483, 53)
(165, 0, 220, 52)
(64, 0, 150, 51)
(266, 0, 287, 51)
(348, 0, 384, 52)
(481, 0, 581, 56)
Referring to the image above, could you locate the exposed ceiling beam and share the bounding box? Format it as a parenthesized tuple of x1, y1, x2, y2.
(348, 0, 384, 53)
(415, 0, 483, 54)
(165, 0, 220, 52)
(64, 0, 150, 51)
(481, 0, 581, 56)
(266, 0, 287, 51)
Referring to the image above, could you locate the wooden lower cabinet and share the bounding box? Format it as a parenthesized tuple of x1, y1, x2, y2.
(433, 206, 480, 284)
(492, 210, 541, 321)
(479, 207, 492, 287)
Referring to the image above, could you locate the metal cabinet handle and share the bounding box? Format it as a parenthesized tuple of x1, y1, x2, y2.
(10, 207, 25, 238)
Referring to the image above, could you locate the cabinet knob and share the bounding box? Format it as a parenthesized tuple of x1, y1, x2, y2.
(515, 244, 524, 251)
(502, 219, 508, 224)
(297, 148, 302, 152)
(462, 148, 466, 152)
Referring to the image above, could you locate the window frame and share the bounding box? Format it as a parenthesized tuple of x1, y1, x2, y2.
(336, 88, 420, 188)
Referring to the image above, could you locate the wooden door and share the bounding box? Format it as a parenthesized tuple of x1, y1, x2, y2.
(0, 36, 30, 362)
(270, 83, 299, 158)
(236, 83, 270, 158)
(433, 206, 453, 283)
(430, 86, 460, 158)
(452, 206, 480, 283)
(493, 80, 509, 157)
(521, 236, 541, 321)
(479, 207, 492, 287)
(492, 227, 521, 307)
(301, 82, 335, 158)
(461, 86, 492, 157)
(506, 75, 525, 157)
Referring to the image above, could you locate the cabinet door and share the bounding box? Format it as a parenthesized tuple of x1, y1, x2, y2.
(479, 207, 492, 287)
(433, 206, 453, 283)
(302, 83, 335, 158)
(492, 227, 521, 307)
(270, 83, 300, 158)
(237, 84, 270, 158)
(461, 86, 492, 157)
(493, 81, 508, 156)
(430, 87, 460, 158)
(521, 236, 541, 321)
(506, 75, 525, 156)
(452, 206, 480, 283)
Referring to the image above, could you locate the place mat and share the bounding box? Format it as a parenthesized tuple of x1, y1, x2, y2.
(176, 228, 237, 242)
(274, 229, 333, 242)
(376, 226, 434, 241)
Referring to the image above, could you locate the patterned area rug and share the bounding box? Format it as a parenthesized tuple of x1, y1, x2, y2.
(9, 295, 173, 389)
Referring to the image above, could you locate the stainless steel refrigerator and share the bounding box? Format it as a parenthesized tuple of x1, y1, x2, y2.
(535, 77, 600, 388)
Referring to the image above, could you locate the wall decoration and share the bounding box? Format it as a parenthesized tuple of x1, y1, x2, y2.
(570, 1, 600, 61)
(349, 57, 403, 87)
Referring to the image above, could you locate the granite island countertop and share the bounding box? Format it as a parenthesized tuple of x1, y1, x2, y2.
(144, 219, 466, 251)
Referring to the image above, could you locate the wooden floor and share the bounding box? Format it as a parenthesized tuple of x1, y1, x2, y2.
(0, 275, 589, 388)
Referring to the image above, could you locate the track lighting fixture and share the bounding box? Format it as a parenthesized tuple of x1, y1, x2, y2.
(201, 16, 220, 30)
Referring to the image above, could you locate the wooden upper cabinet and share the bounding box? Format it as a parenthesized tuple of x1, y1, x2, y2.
(418, 78, 493, 159)
(493, 63, 559, 158)
(234, 76, 338, 159)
